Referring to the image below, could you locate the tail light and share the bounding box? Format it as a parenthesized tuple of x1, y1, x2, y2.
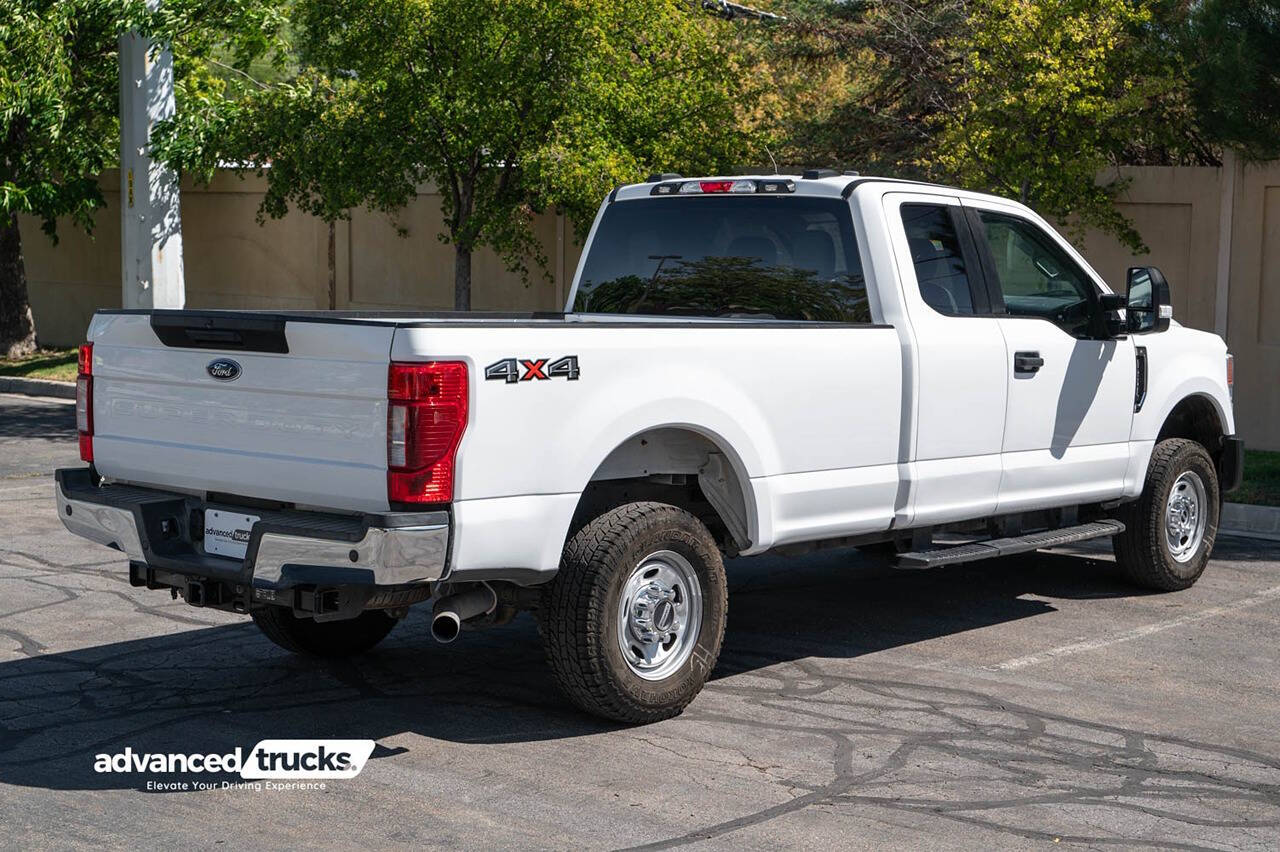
(76, 343, 93, 462)
(1226, 353, 1234, 401)
(387, 361, 468, 504)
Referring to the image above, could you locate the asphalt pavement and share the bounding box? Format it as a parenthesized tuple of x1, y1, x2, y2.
(2, 391, 1279, 850)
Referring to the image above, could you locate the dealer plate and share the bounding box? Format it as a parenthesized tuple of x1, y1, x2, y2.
(203, 509, 260, 561)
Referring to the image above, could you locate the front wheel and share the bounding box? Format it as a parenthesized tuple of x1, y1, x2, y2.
(1113, 438, 1220, 591)
(539, 502, 728, 724)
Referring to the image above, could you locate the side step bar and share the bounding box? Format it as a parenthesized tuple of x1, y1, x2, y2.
(895, 520, 1126, 569)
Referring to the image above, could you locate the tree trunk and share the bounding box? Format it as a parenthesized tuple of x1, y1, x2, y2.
(454, 243, 472, 311)
(0, 213, 37, 358)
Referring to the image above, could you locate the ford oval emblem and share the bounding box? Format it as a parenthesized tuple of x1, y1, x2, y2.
(206, 358, 242, 382)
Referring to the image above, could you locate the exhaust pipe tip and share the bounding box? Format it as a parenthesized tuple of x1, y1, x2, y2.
(431, 612, 462, 644)
(430, 583, 497, 644)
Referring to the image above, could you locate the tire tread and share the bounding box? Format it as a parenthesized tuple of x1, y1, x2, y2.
(1113, 438, 1218, 591)
(539, 502, 726, 724)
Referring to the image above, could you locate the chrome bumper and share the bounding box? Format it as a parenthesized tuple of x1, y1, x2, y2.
(253, 524, 448, 587)
(57, 485, 147, 561)
(55, 468, 449, 589)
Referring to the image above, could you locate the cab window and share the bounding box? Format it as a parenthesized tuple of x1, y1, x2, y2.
(900, 204, 977, 316)
(573, 196, 870, 322)
(978, 211, 1097, 337)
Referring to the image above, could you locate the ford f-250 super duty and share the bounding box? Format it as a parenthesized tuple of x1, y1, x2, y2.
(56, 172, 1243, 723)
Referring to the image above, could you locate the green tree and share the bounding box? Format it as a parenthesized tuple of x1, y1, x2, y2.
(769, 0, 969, 178)
(0, 0, 285, 356)
(1, 1, 131, 356)
(932, 0, 1184, 250)
(1182, 0, 1280, 161)
(158, 0, 759, 310)
(770, 0, 1190, 251)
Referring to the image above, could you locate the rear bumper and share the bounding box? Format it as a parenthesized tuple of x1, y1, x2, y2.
(1219, 436, 1245, 494)
(55, 468, 449, 598)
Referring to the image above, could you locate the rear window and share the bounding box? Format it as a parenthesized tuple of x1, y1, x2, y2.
(572, 196, 870, 322)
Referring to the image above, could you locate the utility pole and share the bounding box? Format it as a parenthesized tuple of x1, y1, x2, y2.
(119, 2, 185, 309)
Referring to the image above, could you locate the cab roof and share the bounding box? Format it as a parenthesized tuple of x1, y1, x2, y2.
(608, 173, 1019, 209)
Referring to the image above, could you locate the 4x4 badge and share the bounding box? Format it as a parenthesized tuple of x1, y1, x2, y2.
(484, 356, 580, 384)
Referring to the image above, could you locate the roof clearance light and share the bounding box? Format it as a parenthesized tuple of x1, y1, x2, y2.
(657, 178, 794, 196)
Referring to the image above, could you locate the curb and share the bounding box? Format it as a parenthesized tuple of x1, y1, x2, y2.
(1221, 502, 1280, 543)
(0, 376, 76, 400)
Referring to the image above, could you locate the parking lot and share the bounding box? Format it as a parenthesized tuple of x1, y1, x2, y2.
(2, 391, 1279, 849)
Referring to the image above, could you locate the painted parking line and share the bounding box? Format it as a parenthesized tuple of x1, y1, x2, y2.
(991, 583, 1280, 670)
(0, 479, 53, 494)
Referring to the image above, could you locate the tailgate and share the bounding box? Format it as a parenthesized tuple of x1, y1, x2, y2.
(87, 311, 395, 512)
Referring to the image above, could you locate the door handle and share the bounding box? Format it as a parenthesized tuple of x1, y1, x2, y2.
(1014, 351, 1044, 374)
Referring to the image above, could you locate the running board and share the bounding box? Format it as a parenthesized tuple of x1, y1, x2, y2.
(895, 520, 1126, 569)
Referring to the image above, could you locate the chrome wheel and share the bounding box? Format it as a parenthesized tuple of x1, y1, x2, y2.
(1165, 470, 1208, 563)
(616, 550, 703, 680)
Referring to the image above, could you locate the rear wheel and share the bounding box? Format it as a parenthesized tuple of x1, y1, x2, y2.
(539, 502, 727, 724)
(1113, 438, 1220, 591)
(251, 607, 398, 657)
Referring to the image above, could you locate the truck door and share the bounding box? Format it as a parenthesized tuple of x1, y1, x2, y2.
(961, 201, 1136, 513)
(885, 194, 1008, 526)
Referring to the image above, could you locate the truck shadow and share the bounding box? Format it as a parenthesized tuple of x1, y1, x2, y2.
(0, 396, 76, 439)
(0, 538, 1272, 798)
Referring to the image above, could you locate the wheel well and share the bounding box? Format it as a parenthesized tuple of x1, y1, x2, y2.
(570, 428, 752, 553)
(1157, 395, 1225, 460)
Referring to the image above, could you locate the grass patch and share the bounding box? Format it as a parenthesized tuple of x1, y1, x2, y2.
(0, 348, 78, 383)
(1234, 449, 1280, 507)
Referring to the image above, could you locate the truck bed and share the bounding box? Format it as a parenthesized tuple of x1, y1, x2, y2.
(86, 307, 903, 562)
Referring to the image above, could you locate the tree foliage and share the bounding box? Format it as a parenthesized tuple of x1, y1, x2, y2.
(1, 0, 285, 240)
(769, 0, 1195, 251)
(932, 0, 1184, 250)
(158, 0, 761, 310)
(5, 0, 1279, 345)
(1182, 0, 1280, 161)
(769, 0, 968, 178)
(0, 0, 285, 355)
(2, 1, 137, 242)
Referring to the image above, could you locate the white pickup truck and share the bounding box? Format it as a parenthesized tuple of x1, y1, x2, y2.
(57, 172, 1242, 722)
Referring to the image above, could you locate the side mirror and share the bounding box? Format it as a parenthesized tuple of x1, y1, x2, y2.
(1126, 266, 1172, 334)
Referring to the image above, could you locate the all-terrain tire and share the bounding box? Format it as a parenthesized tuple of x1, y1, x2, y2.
(1113, 438, 1220, 591)
(251, 607, 398, 657)
(538, 502, 728, 724)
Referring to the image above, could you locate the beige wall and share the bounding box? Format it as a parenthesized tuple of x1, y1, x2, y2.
(1065, 163, 1276, 449)
(19, 165, 1277, 448)
(1225, 161, 1280, 451)
(1071, 167, 1225, 332)
(19, 170, 581, 346)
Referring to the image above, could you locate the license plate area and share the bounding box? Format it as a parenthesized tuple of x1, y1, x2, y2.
(203, 508, 260, 560)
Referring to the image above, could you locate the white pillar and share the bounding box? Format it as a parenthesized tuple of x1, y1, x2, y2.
(1213, 149, 1238, 340)
(119, 13, 184, 309)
